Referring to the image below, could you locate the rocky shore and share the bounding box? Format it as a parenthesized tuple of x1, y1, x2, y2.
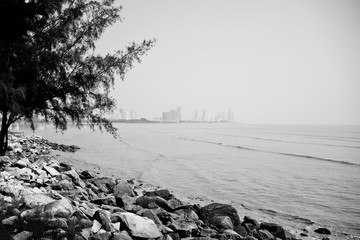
(0, 134, 334, 240)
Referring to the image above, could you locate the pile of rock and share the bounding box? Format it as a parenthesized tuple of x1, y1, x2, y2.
(7, 134, 80, 155)
(0, 135, 331, 240)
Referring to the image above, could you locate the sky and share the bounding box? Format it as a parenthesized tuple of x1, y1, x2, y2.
(95, 0, 360, 124)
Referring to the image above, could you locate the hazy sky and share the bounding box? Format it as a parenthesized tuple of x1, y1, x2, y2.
(95, 0, 360, 124)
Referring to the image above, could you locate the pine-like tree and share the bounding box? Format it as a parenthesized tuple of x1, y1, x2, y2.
(0, 0, 156, 155)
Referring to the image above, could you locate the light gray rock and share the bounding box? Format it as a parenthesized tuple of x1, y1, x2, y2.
(43, 166, 60, 176)
(169, 219, 198, 238)
(210, 215, 234, 230)
(114, 212, 162, 239)
(21, 192, 55, 208)
(12, 230, 33, 240)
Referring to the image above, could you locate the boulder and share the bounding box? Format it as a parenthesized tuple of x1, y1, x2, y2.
(43, 166, 60, 176)
(209, 215, 233, 230)
(90, 177, 116, 193)
(140, 209, 163, 225)
(259, 222, 286, 240)
(64, 169, 86, 188)
(169, 219, 198, 238)
(257, 229, 275, 240)
(51, 179, 74, 191)
(93, 210, 113, 232)
(145, 189, 173, 200)
(314, 227, 331, 235)
(113, 181, 135, 198)
(91, 232, 112, 240)
(174, 208, 199, 221)
(42, 198, 74, 218)
(112, 231, 133, 240)
(114, 212, 162, 238)
(21, 193, 55, 208)
(2, 216, 18, 226)
(135, 195, 168, 209)
(198, 203, 241, 226)
(92, 219, 102, 233)
(167, 198, 186, 210)
(12, 230, 33, 240)
(242, 216, 260, 229)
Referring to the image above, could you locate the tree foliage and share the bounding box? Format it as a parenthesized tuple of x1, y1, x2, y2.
(0, 0, 156, 155)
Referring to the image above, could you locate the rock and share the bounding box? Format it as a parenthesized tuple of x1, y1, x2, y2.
(200, 227, 218, 238)
(210, 215, 234, 230)
(169, 219, 198, 237)
(92, 219, 102, 233)
(43, 166, 60, 176)
(13, 159, 29, 168)
(51, 179, 75, 191)
(93, 210, 114, 232)
(2, 216, 18, 226)
(167, 198, 186, 210)
(46, 218, 69, 230)
(91, 232, 112, 240)
(112, 231, 133, 240)
(257, 229, 275, 240)
(90, 177, 116, 193)
(199, 203, 241, 227)
(12, 231, 33, 240)
(21, 192, 56, 208)
(0, 156, 11, 164)
(314, 227, 331, 235)
(140, 209, 162, 225)
(114, 212, 162, 238)
(113, 181, 135, 198)
(135, 195, 168, 209)
(221, 229, 243, 240)
(233, 225, 248, 237)
(174, 208, 199, 221)
(91, 196, 116, 206)
(259, 222, 286, 240)
(81, 228, 92, 239)
(80, 170, 97, 179)
(145, 189, 173, 200)
(64, 169, 86, 188)
(242, 216, 260, 229)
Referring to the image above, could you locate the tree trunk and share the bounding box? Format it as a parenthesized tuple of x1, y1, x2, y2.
(0, 110, 8, 156)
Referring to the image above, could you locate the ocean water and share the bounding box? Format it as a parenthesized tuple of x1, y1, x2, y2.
(16, 123, 360, 238)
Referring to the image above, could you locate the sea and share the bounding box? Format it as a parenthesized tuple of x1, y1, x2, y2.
(13, 123, 360, 238)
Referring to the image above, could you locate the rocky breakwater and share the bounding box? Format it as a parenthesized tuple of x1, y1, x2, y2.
(0, 134, 333, 240)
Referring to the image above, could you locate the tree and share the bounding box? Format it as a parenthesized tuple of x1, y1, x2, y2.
(0, 0, 156, 155)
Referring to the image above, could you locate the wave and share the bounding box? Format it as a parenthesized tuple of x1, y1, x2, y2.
(171, 135, 360, 167)
(206, 132, 360, 149)
(259, 208, 314, 225)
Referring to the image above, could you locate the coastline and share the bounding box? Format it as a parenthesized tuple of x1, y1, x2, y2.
(0, 133, 356, 240)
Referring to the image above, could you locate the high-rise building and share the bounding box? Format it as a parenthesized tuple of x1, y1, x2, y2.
(194, 110, 199, 121)
(202, 110, 209, 122)
(227, 110, 234, 122)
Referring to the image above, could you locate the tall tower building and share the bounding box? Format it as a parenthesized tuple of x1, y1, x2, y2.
(176, 106, 182, 121)
(227, 110, 234, 122)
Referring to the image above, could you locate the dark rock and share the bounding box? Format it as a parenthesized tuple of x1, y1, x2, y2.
(91, 196, 116, 206)
(80, 170, 97, 179)
(242, 216, 260, 229)
(169, 219, 198, 238)
(93, 210, 113, 232)
(145, 189, 173, 200)
(140, 209, 162, 225)
(198, 203, 241, 227)
(51, 179, 74, 191)
(168, 232, 181, 240)
(314, 227, 331, 235)
(59, 162, 73, 171)
(233, 225, 248, 237)
(90, 177, 116, 193)
(200, 227, 217, 238)
(46, 218, 69, 230)
(257, 229, 275, 240)
(259, 222, 286, 240)
(43, 228, 67, 239)
(135, 196, 168, 209)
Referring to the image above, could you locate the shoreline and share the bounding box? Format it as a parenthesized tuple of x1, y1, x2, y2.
(0, 133, 357, 240)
